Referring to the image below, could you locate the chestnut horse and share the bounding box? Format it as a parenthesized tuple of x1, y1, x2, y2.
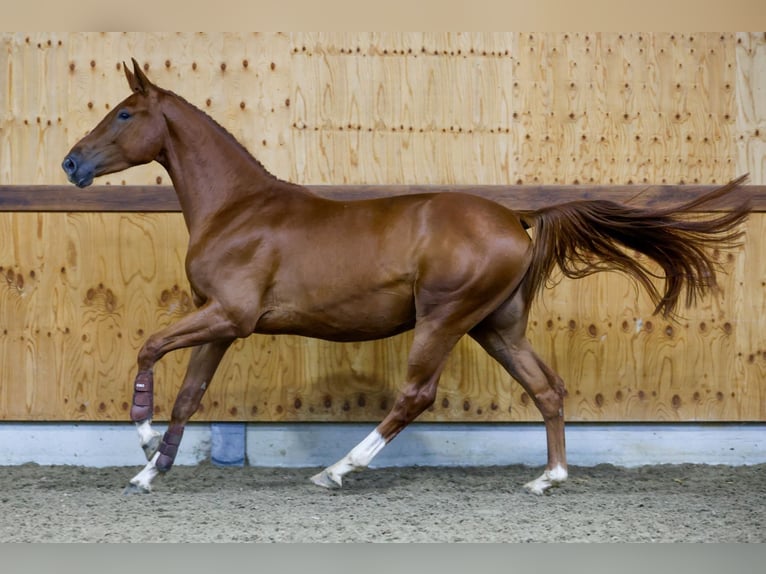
(63, 59, 750, 495)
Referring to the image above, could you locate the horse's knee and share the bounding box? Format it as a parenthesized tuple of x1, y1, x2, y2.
(533, 387, 564, 419)
(137, 335, 163, 370)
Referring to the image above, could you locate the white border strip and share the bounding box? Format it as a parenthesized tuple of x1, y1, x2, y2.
(247, 423, 766, 468)
(0, 423, 211, 467)
(0, 422, 764, 468)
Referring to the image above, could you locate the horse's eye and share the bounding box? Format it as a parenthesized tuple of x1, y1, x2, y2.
(118, 110, 131, 120)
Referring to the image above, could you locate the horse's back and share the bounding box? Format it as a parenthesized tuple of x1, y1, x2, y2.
(296, 190, 532, 278)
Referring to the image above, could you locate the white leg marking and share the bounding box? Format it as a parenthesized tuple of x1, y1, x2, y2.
(136, 420, 162, 460)
(128, 452, 161, 493)
(524, 464, 568, 495)
(310, 429, 387, 488)
(137, 420, 156, 444)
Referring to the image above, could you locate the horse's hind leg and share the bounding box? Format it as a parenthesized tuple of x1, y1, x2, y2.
(310, 322, 459, 489)
(125, 339, 233, 494)
(470, 292, 568, 495)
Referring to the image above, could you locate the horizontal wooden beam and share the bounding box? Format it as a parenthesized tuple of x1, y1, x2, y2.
(2, 184, 765, 212)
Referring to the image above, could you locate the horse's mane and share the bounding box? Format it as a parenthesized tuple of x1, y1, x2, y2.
(159, 86, 281, 182)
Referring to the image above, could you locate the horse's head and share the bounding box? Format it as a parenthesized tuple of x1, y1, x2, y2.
(62, 58, 167, 187)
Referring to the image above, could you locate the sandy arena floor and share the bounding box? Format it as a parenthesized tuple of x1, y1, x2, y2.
(1, 462, 764, 542)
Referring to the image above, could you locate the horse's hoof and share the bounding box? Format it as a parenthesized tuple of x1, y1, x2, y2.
(141, 433, 162, 461)
(122, 482, 151, 495)
(310, 470, 341, 489)
(523, 466, 567, 495)
(522, 481, 548, 496)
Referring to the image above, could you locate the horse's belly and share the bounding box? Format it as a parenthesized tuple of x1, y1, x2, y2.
(255, 289, 416, 342)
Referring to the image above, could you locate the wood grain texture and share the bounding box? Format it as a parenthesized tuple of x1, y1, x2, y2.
(1, 211, 763, 423)
(1, 32, 764, 423)
(513, 33, 738, 186)
(736, 33, 766, 187)
(1, 33, 742, 187)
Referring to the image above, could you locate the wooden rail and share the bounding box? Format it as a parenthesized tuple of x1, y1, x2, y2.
(1, 184, 765, 212)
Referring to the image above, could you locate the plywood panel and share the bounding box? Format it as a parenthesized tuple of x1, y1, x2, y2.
(0, 32, 743, 187)
(288, 33, 517, 185)
(1, 210, 764, 423)
(1, 33, 69, 185)
(0, 212, 506, 422)
(0, 213, 186, 420)
(525, 217, 765, 422)
(736, 33, 766, 184)
(514, 33, 737, 185)
(0, 32, 763, 423)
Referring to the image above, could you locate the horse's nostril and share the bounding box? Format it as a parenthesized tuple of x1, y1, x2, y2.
(62, 156, 77, 175)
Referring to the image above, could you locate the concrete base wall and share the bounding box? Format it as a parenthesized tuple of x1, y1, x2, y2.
(1, 422, 764, 468)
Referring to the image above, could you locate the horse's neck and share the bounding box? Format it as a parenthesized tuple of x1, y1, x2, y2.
(159, 95, 287, 230)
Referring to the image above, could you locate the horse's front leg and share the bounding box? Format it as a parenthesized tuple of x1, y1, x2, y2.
(122, 302, 239, 494)
(124, 339, 233, 494)
(131, 370, 162, 461)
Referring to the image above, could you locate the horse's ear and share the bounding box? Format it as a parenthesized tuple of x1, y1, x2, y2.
(124, 58, 152, 95)
(123, 61, 137, 91)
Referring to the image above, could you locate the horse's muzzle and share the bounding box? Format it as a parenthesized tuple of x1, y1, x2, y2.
(61, 153, 94, 188)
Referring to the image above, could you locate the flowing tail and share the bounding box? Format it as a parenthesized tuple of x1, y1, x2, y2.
(518, 175, 752, 317)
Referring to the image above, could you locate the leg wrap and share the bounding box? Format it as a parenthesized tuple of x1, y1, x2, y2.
(130, 371, 154, 423)
(156, 426, 185, 472)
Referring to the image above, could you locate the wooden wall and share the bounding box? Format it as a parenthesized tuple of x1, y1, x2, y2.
(1, 32, 764, 423)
